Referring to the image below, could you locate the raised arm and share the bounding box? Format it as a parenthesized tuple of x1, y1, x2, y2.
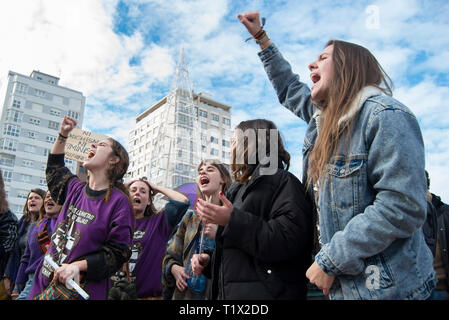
(51, 116, 77, 155)
(237, 11, 315, 123)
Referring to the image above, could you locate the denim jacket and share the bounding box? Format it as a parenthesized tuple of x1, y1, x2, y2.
(259, 44, 436, 299)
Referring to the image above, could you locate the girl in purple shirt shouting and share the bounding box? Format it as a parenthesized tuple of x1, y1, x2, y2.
(30, 116, 134, 300)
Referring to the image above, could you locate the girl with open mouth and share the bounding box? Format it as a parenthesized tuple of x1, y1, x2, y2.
(7, 188, 46, 300)
(110, 177, 190, 300)
(237, 11, 435, 300)
(29, 116, 134, 300)
(191, 119, 313, 300)
(162, 159, 232, 300)
(15, 191, 63, 300)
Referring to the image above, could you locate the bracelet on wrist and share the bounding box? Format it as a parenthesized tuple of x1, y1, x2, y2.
(256, 31, 270, 45)
(58, 132, 68, 139)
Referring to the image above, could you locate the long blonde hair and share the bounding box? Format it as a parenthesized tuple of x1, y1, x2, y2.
(309, 40, 393, 187)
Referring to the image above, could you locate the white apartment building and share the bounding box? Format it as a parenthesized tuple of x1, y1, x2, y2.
(0, 70, 85, 217)
(127, 91, 232, 188)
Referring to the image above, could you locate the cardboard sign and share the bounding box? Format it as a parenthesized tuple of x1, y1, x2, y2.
(65, 128, 108, 162)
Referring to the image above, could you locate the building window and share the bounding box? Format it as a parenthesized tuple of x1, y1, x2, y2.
(1, 138, 17, 151)
(68, 110, 79, 119)
(210, 148, 218, 156)
(35, 89, 46, 97)
(201, 121, 207, 129)
(24, 145, 36, 153)
(222, 151, 229, 159)
(29, 117, 41, 126)
(222, 140, 230, 148)
(17, 190, 29, 199)
(0, 156, 14, 167)
(48, 120, 59, 130)
(12, 99, 21, 108)
(199, 110, 208, 118)
(44, 148, 50, 156)
(6, 110, 22, 122)
(211, 113, 219, 122)
(210, 136, 218, 144)
(202, 145, 207, 153)
(14, 82, 28, 94)
(28, 131, 38, 139)
(50, 108, 62, 117)
(3, 124, 20, 137)
(178, 113, 193, 127)
(46, 136, 56, 143)
(20, 174, 32, 183)
(222, 117, 230, 126)
(2, 170, 13, 182)
(22, 160, 34, 168)
(39, 178, 46, 187)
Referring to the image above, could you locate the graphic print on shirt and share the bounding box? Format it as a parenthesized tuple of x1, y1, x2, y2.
(40, 204, 96, 279)
(128, 229, 145, 277)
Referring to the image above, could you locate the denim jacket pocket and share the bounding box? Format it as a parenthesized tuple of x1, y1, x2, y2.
(327, 157, 365, 230)
(364, 253, 395, 289)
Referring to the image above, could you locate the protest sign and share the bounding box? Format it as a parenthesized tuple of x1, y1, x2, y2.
(65, 128, 108, 162)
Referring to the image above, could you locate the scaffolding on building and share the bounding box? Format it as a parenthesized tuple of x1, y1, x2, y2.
(147, 48, 200, 195)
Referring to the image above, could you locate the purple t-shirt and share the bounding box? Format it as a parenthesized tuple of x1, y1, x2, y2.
(130, 213, 172, 297)
(29, 178, 134, 300)
(16, 217, 57, 285)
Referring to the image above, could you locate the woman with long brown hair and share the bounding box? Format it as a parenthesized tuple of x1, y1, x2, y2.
(5, 187, 45, 299)
(29, 116, 134, 300)
(238, 11, 435, 300)
(192, 119, 314, 299)
(162, 159, 232, 300)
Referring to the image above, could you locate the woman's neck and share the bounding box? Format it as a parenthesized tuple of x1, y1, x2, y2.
(88, 171, 110, 190)
(204, 192, 221, 205)
(134, 210, 145, 220)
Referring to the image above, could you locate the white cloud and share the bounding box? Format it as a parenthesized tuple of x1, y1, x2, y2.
(1, 0, 448, 201)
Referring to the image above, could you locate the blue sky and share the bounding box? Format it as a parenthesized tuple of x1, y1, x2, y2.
(1, 0, 448, 201)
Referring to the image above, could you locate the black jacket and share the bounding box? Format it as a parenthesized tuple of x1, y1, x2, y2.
(431, 194, 449, 291)
(0, 210, 18, 278)
(208, 165, 314, 300)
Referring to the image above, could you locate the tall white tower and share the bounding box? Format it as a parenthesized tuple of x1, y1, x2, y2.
(148, 48, 200, 188)
(127, 49, 233, 190)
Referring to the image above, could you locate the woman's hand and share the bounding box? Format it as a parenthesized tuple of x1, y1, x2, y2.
(203, 223, 218, 240)
(237, 11, 262, 37)
(53, 263, 80, 285)
(191, 253, 210, 276)
(60, 116, 77, 137)
(306, 261, 335, 297)
(171, 264, 189, 292)
(196, 192, 233, 226)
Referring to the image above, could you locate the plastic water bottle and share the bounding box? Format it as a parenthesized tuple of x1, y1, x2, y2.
(186, 233, 215, 293)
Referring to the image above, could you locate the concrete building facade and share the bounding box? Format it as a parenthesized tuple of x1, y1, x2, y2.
(0, 70, 85, 217)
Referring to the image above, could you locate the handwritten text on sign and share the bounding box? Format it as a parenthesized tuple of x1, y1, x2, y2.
(65, 128, 108, 162)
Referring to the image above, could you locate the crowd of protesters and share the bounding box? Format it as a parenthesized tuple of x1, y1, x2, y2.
(0, 11, 448, 300)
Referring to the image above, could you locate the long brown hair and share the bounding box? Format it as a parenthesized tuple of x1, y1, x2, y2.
(22, 188, 46, 225)
(0, 170, 8, 214)
(231, 119, 290, 184)
(196, 160, 232, 204)
(309, 40, 393, 186)
(104, 138, 132, 207)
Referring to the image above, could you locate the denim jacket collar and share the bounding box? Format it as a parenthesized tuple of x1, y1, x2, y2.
(312, 86, 383, 135)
